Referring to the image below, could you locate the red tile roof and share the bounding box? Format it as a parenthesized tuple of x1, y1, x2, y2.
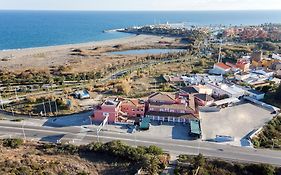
(215, 62, 231, 70)
(148, 92, 176, 102)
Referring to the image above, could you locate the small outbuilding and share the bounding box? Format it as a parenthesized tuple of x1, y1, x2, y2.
(139, 118, 151, 130)
(74, 90, 90, 99)
(246, 89, 265, 100)
(189, 120, 201, 138)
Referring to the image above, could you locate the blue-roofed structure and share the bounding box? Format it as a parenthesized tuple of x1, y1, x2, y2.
(74, 90, 90, 99)
(139, 118, 151, 130)
(189, 120, 201, 138)
(246, 89, 265, 100)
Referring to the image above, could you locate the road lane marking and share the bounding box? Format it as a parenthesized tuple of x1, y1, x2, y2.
(0, 125, 281, 164)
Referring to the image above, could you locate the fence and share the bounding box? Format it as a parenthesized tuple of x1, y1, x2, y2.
(146, 115, 191, 123)
(244, 96, 280, 112)
(198, 106, 220, 112)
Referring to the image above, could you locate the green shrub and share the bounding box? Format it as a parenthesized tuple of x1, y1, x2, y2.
(10, 118, 24, 122)
(146, 145, 164, 155)
(84, 141, 167, 174)
(77, 171, 90, 175)
(55, 144, 79, 155)
(3, 138, 24, 149)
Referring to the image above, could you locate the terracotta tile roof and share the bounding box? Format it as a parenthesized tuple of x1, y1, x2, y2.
(122, 99, 144, 107)
(226, 62, 238, 68)
(148, 92, 176, 102)
(215, 62, 231, 70)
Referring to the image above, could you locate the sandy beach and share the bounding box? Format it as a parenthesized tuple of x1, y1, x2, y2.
(0, 34, 177, 73)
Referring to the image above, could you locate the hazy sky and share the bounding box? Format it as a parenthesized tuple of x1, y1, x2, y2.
(0, 0, 281, 11)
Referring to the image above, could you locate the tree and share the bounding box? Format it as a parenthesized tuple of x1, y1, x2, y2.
(63, 88, 71, 95)
(144, 155, 161, 175)
(274, 84, 281, 102)
(116, 79, 131, 95)
(194, 153, 205, 168)
(257, 42, 277, 51)
(26, 96, 37, 103)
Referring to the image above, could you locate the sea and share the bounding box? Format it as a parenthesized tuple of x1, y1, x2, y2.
(0, 10, 281, 50)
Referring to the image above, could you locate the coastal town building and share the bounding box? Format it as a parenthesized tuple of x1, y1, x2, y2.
(146, 92, 197, 122)
(252, 58, 277, 68)
(272, 62, 281, 71)
(165, 74, 224, 86)
(179, 86, 214, 106)
(235, 72, 251, 81)
(92, 98, 122, 123)
(194, 93, 214, 106)
(236, 58, 251, 72)
(246, 89, 265, 100)
(226, 62, 240, 72)
(189, 120, 201, 138)
(74, 90, 90, 99)
(194, 85, 213, 95)
(92, 98, 145, 123)
(180, 86, 199, 95)
(251, 51, 263, 62)
(252, 69, 274, 78)
(271, 77, 281, 85)
(206, 83, 245, 98)
(209, 62, 231, 75)
(120, 99, 145, 118)
(212, 97, 240, 108)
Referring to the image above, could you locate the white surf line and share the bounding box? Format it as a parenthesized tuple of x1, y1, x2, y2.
(0, 125, 280, 162)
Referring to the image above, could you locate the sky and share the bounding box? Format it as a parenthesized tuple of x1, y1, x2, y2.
(0, 0, 281, 11)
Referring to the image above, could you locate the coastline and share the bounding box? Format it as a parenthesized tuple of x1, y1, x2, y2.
(0, 34, 177, 72)
(0, 34, 136, 57)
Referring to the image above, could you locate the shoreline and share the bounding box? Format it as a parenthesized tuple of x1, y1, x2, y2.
(0, 31, 131, 52)
(0, 34, 137, 56)
(0, 34, 178, 72)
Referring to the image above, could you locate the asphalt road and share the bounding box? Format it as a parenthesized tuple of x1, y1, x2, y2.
(0, 121, 281, 166)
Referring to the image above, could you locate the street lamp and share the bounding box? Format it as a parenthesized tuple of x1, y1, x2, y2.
(14, 87, 19, 101)
(197, 140, 201, 155)
(272, 137, 277, 149)
(88, 116, 92, 125)
(0, 92, 4, 110)
(42, 101, 46, 116)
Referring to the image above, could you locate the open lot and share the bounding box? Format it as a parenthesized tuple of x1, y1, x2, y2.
(200, 102, 275, 146)
(135, 122, 190, 140)
(94, 122, 191, 141)
(41, 113, 191, 141)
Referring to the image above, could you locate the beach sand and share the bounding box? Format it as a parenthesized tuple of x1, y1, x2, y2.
(0, 35, 177, 73)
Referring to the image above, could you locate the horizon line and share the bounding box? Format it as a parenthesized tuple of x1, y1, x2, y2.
(1, 9, 281, 12)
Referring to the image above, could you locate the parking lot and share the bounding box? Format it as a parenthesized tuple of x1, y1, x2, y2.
(135, 122, 191, 140)
(100, 121, 191, 140)
(200, 102, 275, 146)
